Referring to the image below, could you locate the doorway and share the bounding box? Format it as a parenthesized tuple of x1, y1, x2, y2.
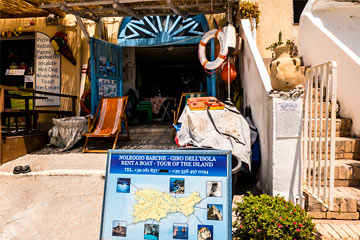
(136, 45, 205, 99)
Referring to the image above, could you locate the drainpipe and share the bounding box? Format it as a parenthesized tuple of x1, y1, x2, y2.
(76, 25, 82, 115)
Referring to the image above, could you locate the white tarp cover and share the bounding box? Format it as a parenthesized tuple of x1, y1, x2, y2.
(48, 117, 88, 151)
(177, 105, 251, 171)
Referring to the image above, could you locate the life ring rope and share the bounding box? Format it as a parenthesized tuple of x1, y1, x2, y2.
(80, 89, 91, 115)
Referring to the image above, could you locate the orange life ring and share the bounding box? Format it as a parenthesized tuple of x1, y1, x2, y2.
(80, 89, 91, 115)
(198, 29, 227, 70)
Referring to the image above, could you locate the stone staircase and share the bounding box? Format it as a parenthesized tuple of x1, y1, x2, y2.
(304, 90, 360, 220)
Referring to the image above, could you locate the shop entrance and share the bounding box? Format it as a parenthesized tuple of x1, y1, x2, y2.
(118, 15, 214, 123)
(135, 45, 205, 99)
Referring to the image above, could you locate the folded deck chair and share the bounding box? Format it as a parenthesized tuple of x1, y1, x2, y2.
(172, 92, 206, 138)
(83, 96, 130, 153)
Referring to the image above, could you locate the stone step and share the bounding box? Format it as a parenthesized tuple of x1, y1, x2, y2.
(305, 187, 360, 220)
(307, 137, 360, 158)
(310, 152, 360, 161)
(307, 118, 352, 137)
(307, 102, 339, 118)
(129, 125, 173, 134)
(305, 159, 360, 187)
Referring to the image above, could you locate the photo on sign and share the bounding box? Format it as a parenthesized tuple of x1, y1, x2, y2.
(144, 224, 159, 240)
(197, 225, 213, 240)
(99, 78, 117, 97)
(112, 220, 126, 237)
(207, 204, 223, 221)
(116, 178, 131, 193)
(173, 223, 188, 239)
(169, 178, 185, 194)
(206, 181, 222, 197)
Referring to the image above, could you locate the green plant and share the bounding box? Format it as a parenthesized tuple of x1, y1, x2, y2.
(266, 31, 299, 58)
(232, 193, 316, 240)
(237, 1, 260, 29)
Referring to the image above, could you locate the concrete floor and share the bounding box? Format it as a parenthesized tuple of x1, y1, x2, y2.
(0, 124, 178, 240)
(0, 123, 257, 239)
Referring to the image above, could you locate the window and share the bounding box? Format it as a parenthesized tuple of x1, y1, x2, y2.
(0, 33, 35, 88)
(293, 0, 308, 24)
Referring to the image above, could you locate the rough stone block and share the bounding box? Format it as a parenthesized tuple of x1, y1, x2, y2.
(347, 198, 357, 213)
(355, 142, 360, 152)
(326, 212, 359, 220)
(343, 153, 354, 159)
(345, 141, 353, 153)
(338, 167, 347, 180)
(308, 200, 322, 211)
(308, 211, 327, 219)
(335, 143, 345, 153)
(336, 198, 348, 213)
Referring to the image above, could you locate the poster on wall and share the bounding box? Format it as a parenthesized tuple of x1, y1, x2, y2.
(99, 78, 118, 97)
(276, 100, 302, 138)
(100, 149, 232, 240)
(35, 32, 61, 106)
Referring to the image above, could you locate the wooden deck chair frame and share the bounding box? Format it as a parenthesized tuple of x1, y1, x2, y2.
(172, 92, 207, 138)
(83, 96, 130, 153)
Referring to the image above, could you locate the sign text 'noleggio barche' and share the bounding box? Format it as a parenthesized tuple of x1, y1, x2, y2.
(100, 150, 232, 240)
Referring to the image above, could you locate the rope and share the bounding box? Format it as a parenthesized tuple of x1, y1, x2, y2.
(205, 107, 245, 145)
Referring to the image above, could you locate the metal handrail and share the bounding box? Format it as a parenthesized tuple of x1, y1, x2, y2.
(303, 61, 337, 211)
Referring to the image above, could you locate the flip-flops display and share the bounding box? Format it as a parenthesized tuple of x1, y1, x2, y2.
(13, 165, 31, 174)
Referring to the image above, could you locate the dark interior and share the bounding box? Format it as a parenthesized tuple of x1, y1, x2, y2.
(0, 34, 35, 88)
(135, 44, 206, 99)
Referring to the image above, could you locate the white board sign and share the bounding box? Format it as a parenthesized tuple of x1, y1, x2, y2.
(276, 101, 302, 138)
(35, 32, 61, 106)
(24, 75, 34, 83)
(5, 69, 25, 76)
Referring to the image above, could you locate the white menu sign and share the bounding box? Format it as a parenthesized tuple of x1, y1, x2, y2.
(35, 32, 61, 106)
(276, 101, 302, 138)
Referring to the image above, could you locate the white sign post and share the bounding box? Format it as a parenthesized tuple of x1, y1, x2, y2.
(35, 32, 61, 106)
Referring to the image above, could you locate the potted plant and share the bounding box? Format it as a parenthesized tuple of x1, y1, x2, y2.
(266, 31, 298, 59)
(234, 1, 260, 30)
(233, 193, 317, 239)
(266, 32, 301, 91)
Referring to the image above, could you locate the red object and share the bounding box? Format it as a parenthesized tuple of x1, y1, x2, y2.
(80, 89, 91, 115)
(175, 134, 180, 147)
(189, 102, 207, 111)
(59, 45, 76, 65)
(55, 31, 68, 43)
(187, 96, 217, 105)
(221, 62, 237, 83)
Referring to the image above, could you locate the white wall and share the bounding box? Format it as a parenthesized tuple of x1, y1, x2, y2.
(240, 20, 302, 202)
(316, 8, 360, 57)
(299, 0, 360, 137)
(271, 98, 303, 201)
(240, 20, 273, 195)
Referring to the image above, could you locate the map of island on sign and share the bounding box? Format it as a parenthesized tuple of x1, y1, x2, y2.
(133, 189, 202, 223)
